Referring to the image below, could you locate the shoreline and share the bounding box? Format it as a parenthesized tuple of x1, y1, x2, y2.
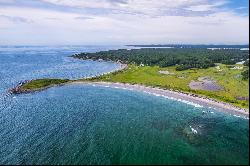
(8, 62, 127, 94)
(9, 79, 249, 118)
(72, 81, 249, 118)
(8, 58, 248, 118)
(79, 61, 127, 79)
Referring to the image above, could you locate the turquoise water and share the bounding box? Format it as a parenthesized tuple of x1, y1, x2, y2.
(0, 46, 249, 165)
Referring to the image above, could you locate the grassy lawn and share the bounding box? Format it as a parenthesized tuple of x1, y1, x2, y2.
(18, 64, 248, 109)
(20, 79, 70, 91)
(92, 63, 249, 108)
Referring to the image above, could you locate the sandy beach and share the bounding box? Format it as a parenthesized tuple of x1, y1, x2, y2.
(10, 61, 248, 119)
(73, 81, 249, 119)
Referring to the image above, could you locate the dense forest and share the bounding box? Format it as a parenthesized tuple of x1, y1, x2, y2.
(73, 48, 249, 72)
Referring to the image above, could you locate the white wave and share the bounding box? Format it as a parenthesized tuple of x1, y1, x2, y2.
(139, 90, 203, 108)
(233, 115, 241, 118)
(190, 126, 198, 134)
(98, 84, 204, 108)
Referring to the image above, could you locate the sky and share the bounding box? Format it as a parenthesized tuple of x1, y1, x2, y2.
(0, 0, 249, 45)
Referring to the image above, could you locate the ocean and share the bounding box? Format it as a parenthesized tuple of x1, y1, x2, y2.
(0, 46, 248, 165)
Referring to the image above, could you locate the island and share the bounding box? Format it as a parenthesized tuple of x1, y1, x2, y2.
(10, 48, 249, 117)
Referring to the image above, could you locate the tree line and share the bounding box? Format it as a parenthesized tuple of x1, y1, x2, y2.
(73, 48, 249, 71)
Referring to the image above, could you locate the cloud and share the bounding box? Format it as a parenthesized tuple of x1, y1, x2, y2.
(38, 0, 241, 18)
(75, 16, 93, 20)
(45, 17, 60, 20)
(0, 0, 248, 45)
(0, 14, 33, 23)
(0, 0, 242, 17)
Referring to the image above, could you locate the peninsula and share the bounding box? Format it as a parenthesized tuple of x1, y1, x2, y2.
(10, 48, 249, 117)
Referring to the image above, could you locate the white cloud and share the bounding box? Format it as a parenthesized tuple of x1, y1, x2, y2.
(41, 0, 225, 16)
(0, 0, 248, 45)
(0, 14, 33, 23)
(42, 0, 126, 9)
(186, 1, 227, 12)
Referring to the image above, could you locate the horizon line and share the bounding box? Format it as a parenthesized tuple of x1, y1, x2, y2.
(0, 44, 249, 47)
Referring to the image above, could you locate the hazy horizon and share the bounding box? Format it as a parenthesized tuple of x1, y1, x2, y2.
(0, 44, 249, 46)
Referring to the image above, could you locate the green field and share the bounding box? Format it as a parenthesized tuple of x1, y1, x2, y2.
(20, 79, 70, 91)
(90, 63, 249, 108)
(18, 63, 249, 109)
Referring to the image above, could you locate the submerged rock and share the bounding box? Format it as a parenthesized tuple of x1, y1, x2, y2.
(176, 116, 225, 145)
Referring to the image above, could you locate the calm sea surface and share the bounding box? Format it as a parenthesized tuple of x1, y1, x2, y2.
(0, 46, 248, 165)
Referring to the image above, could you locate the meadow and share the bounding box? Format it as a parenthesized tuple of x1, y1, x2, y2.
(91, 63, 249, 108)
(19, 79, 70, 92)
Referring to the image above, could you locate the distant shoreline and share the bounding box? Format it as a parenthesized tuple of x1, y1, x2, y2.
(72, 81, 249, 118)
(126, 44, 249, 49)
